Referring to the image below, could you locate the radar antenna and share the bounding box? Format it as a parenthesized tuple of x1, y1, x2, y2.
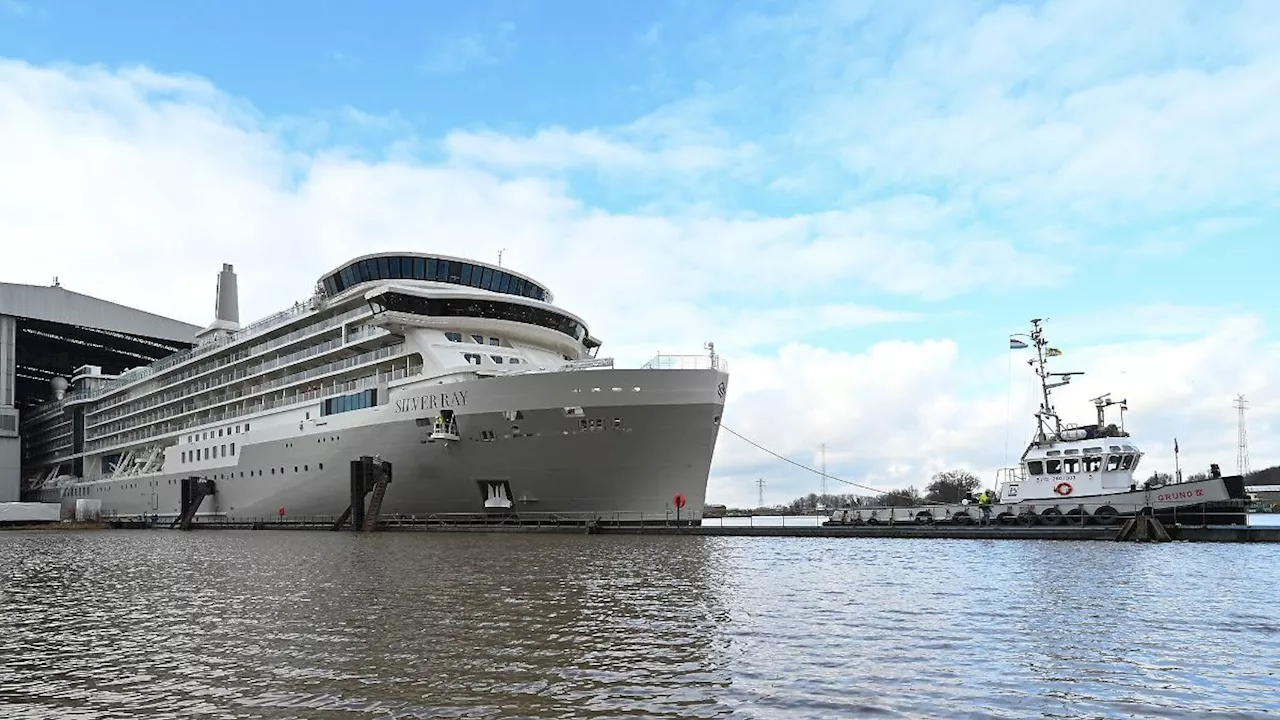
(1091, 393, 1128, 433)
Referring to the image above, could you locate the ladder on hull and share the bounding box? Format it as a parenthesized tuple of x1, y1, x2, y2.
(331, 456, 393, 532)
(363, 479, 389, 532)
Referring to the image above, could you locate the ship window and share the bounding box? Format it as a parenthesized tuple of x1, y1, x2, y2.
(469, 265, 484, 287)
(413, 257, 426, 279)
(1106, 455, 1121, 471)
(1046, 450, 1060, 456)
(1120, 454, 1134, 470)
(322, 389, 378, 417)
(1084, 455, 1102, 472)
(1063, 449, 1079, 455)
(445, 332, 462, 342)
(510, 358, 521, 364)
(319, 463, 324, 470)
(181, 451, 187, 463)
(1084, 446, 1103, 453)
(479, 267, 493, 289)
(204, 448, 209, 460)
(230, 443, 235, 456)
(471, 334, 484, 344)
(245, 423, 250, 431)
(489, 337, 499, 345)
(462, 264, 473, 285)
(1045, 459, 1061, 474)
(1026, 460, 1043, 475)
(498, 272, 512, 294)
(357, 260, 372, 282)
(491, 355, 504, 363)
(376, 257, 391, 279)
(1063, 458, 1080, 473)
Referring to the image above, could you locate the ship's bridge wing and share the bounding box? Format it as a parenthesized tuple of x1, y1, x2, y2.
(363, 283, 592, 348)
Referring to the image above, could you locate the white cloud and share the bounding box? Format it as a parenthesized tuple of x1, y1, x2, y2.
(634, 0, 1280, 228)
(418, 22, 516, 76)
(0, 58, 1275, 510)
(443, 100, 760, 175)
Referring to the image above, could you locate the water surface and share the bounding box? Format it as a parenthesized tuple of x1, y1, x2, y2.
(1, 530, 1277, 718)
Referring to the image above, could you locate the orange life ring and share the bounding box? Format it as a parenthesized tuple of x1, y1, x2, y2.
(1054, 482, 1072, 496)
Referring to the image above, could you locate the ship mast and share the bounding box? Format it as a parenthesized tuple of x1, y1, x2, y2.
(1024, 318, 1082, 444)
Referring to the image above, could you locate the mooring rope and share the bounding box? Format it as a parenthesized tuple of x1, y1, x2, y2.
(718, 424, 888, 495)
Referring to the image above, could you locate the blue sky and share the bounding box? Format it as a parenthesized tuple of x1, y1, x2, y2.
(2, 0, 1277, 505)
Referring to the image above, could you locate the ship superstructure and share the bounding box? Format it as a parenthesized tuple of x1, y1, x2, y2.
(23, 254, 729, 522)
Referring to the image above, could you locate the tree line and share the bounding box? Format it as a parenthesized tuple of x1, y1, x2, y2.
(723, 470, 985, 515)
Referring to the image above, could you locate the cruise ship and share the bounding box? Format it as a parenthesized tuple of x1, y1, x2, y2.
(22, 254, 729, 522)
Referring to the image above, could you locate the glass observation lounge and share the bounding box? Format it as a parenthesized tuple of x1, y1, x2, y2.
(320, 254, 553, 303)
(367, 290, 591, 344)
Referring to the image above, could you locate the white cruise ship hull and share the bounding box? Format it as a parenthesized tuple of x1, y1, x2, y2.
(35, 367, 728, 523)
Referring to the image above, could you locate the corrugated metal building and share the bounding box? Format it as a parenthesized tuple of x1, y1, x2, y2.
(0, 281, 198, 501)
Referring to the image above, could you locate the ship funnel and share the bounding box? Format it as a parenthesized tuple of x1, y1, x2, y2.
(215, 263, 240, 325)
(195, 262, 242, 342)
(50, 377, 68, 400)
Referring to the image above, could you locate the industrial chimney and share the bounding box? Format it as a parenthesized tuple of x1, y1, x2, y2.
(195, 263, 242, 342)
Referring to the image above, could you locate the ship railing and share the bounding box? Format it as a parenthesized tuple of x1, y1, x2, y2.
(66, 304, 371, 405)
(640, 353, 729, 372)
(85, 338, 399, 432)
(81, 363, 424, 454)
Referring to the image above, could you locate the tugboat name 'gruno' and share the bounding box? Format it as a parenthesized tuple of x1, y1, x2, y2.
(395, 390, 468, 413)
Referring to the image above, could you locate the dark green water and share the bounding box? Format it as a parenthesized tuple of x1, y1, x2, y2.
(1, 531, 1277, 718)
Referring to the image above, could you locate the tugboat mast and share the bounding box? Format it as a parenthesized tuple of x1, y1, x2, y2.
(1021, 318, 1083, 444)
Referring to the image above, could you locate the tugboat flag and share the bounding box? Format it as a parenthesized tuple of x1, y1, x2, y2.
(1009, 338, 1028, 349)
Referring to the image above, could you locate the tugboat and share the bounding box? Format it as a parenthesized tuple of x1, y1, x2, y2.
(827, 318, 1249, 527)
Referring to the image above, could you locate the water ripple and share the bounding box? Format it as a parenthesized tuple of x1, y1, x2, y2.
(1, 531, 1278, 718)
